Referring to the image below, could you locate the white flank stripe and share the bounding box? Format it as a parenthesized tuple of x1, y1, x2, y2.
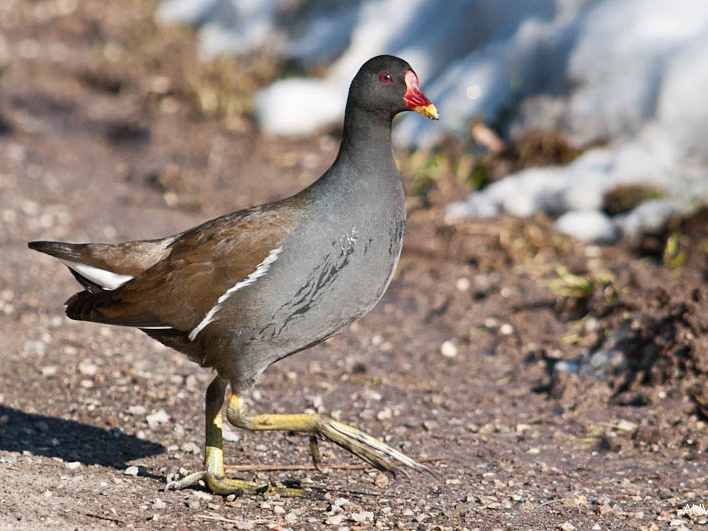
(188, 246, 282, 341)
(63, 260, 134, 291)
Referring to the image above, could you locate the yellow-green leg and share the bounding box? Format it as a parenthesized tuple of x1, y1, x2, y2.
(165, 377, 304, 496)
(226, 393, 430, 475)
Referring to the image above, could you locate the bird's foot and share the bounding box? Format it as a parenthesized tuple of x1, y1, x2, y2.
(315, 418, 431, 475)
(227, 393, 431, 476)
(165, 470, 308, 497)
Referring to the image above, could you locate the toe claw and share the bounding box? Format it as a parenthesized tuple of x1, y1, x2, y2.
(308, 436, 325, 473)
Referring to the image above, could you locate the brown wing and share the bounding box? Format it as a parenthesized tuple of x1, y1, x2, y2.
(65, 204, 299, 332)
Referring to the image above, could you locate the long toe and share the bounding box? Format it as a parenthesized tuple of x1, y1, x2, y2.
(166, 469, 312, 498)
(318, 419, 431, 475)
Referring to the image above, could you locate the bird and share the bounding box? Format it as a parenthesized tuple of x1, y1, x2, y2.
(28, 55, 439, 496)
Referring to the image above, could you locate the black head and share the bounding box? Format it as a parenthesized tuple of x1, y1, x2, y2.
(347, 55, 438, 121)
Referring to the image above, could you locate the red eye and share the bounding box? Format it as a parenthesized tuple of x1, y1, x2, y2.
(379, 72, 392, 84)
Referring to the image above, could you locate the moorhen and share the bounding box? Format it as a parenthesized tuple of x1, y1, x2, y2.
(29, 55, 439, 496)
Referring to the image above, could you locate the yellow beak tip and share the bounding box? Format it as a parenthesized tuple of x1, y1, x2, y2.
(414, 103, 439, 120)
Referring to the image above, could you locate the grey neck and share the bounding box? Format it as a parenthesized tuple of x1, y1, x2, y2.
(326, 100, 397, 176)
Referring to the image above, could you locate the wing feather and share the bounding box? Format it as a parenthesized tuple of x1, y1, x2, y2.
(64, 204, 298, 333)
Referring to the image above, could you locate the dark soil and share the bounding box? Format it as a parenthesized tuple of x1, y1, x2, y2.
(1, 1, 706, 529)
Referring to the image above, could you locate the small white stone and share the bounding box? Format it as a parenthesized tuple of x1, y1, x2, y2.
(362, 388, 382, 401)
(146, 409, 170, 428)
(65, 461, 81, 470)
(484, 317, 500, 329)
(376, 408, 392, 421)
(41, 366, 58, 377)
(455, 277, 471, 292)
(181, 442, 200, 454)
(25, 340, 46, 356)
(440, 340, 458, 358)
(350, 511, 374, 523)
(78, 360, 98, 376)
(153, 498, 167, 510)
(186, 499, 200, 510)
(325, 514, 345, 525)
(499, 323, 514, 336)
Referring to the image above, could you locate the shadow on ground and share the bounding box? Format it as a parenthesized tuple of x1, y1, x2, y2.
(0, 405, 164, 468)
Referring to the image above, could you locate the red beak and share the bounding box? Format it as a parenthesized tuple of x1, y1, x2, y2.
(403, 70, 439, 120)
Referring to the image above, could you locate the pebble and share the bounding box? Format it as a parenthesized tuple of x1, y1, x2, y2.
(64, 461, 81, 470)
(376, 408, 392, 421)
(440, 340, 458, 358)
(415, 512, 429, 522)
(527, 447, 541, 455)
(423, 419, 439, 431)
(484, 317, 501, 329)
(350, 511, 374, 523)
(325, 514, 345, 525)
(374, 473, 390, 488)
(499, 323, 514, 336)
(223, 422, 241, 442)
(78, 360, 98, 376)
(25, 340, 46, 356)
(41, 366, 57, 377)
(362, 389, 382, 401)
(63, 345, 78, 356)
(124, 465, 140, 476)
(186, 499, 200, 510)
(153, 498, 167, 510)
(146, 409, 170, 428)
(455, 277, 471, 291)
(181, 441, 200, 454)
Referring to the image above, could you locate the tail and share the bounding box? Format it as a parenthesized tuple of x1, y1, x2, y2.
(28, 240, 134, 292)
(28, 240, 167, 327)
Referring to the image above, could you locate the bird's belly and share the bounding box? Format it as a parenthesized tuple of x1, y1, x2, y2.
(224, 218, 404, 385)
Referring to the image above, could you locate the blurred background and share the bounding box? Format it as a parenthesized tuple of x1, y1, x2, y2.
(156, 0, 708, 245)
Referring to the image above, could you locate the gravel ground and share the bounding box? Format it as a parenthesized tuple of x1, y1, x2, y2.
(1, 1, 706, 529)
